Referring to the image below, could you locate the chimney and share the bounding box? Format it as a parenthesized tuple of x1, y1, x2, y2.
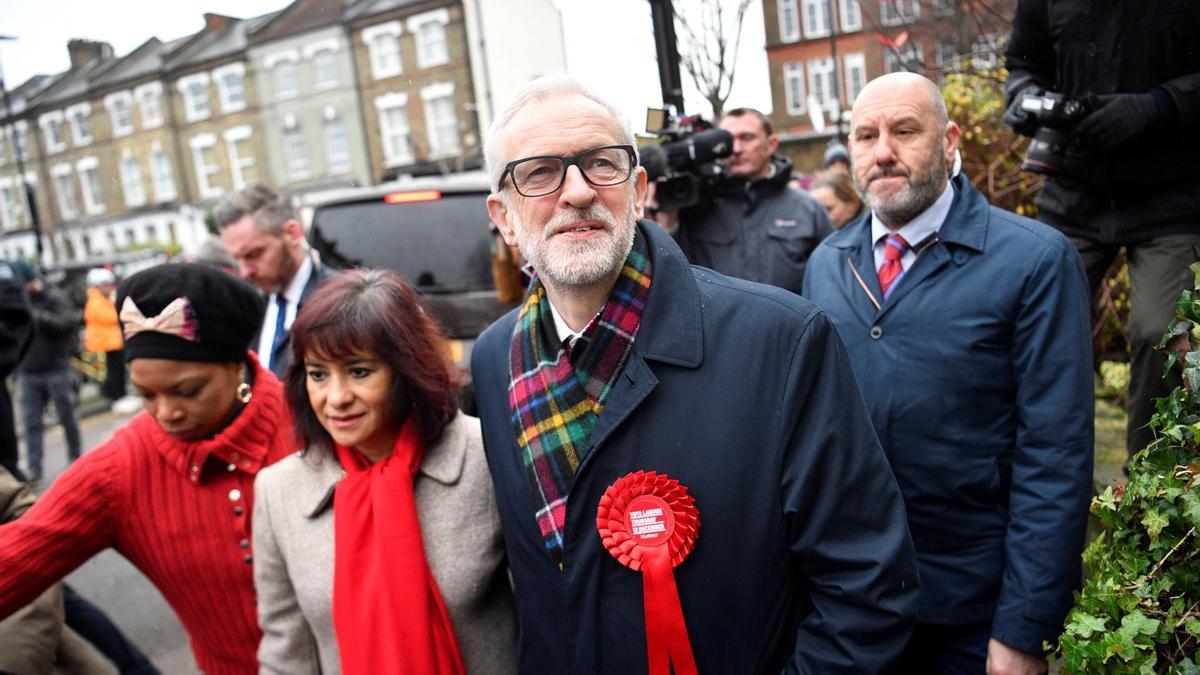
(204, 13, 235, 31)
(66, 39, 114, 70)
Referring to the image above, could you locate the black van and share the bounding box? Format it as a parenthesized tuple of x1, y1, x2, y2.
(302, 172, 516, 401)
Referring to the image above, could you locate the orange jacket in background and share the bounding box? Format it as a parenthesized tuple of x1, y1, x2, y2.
(84, 287, 122, 353)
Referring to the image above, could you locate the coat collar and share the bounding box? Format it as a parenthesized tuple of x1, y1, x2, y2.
(305, 412, 471, 518)
(632, 220, 704, 369)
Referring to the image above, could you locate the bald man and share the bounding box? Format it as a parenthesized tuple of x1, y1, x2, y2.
(805, 73, 1094, 674)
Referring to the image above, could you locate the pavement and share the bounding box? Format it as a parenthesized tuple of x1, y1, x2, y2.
(24, 403, 194, 673)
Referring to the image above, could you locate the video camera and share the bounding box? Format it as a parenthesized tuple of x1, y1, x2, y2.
(1016, 91, 1091, 176)
(639, 109, 733, 212)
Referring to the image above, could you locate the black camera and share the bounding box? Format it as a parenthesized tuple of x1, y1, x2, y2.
(639, 109, 733, 212)
(1017, 92, 1091, 176)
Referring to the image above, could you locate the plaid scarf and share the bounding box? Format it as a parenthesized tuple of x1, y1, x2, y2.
(508, 229, 652, 564)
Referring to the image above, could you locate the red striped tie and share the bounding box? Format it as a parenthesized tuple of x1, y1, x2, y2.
(878, 233, 910, 297)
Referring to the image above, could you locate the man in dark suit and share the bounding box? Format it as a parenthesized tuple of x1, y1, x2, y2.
(215, 183, 334, 380)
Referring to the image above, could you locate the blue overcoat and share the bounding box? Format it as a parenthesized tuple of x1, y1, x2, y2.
(472, 221, 919, 674)
(803, 174, 1094, 655)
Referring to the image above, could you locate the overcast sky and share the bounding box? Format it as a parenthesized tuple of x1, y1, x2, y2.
(0, 0, 772, 131)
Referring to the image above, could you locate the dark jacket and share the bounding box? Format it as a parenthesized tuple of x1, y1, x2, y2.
(255, 256, 336, 381)
(472, 221, 918, 674)
(0, 262, 31, 376)
(1004, 0, 1200, 243)
(803, 174, 1095, 655)
(18, 285, 79, 375)
(675, 155, 833, 294)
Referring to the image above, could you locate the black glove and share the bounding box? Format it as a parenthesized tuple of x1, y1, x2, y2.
(1074, 93, 1159, 151)
(1002, 88, 1042, 137)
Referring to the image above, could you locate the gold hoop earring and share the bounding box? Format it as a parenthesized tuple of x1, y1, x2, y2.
(236, 382, 252, 404)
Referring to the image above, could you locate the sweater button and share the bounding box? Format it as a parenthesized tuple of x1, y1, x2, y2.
(243, 554, 253, 564)
(240, 539, 250, 549)
(229, 489, 242, 502)
(869, 325, 884, 340)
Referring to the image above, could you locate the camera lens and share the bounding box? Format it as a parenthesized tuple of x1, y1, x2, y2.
(1022, 127, 1072, 176)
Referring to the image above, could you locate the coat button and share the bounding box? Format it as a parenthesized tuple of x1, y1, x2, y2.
(870, 325, 884, 340)
(229, 489, 242, 502)
(240, 539, 250, 549)
(234, 506, 244, 516)
(243, 554, 253, 564)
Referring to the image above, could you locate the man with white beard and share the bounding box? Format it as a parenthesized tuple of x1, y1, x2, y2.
(470, 76, 919, 675)
(805, 73, 1094, 674)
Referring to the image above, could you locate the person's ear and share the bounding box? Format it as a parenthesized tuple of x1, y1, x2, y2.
(487, 194, 518, 247)
(943, 121, 961, 166)
(767, 133, 780, 155)
(633, 167, 648, 220)
(282, 219, 305, 247)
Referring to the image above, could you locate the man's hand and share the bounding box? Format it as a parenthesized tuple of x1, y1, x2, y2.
(986, 638, 1047, 675)
(1075, 93, 1160, 151)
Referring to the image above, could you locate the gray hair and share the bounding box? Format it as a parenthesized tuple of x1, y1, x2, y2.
(212, 182, 297, 234)
(485, 76, 638, 195)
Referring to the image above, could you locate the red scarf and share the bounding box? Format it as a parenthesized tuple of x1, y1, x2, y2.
(332, 417, 466, 675)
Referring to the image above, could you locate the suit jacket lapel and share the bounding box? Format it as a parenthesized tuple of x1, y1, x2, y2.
(876, 242, 951, 320)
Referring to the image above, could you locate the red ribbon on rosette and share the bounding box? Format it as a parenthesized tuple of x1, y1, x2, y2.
(596, 471, 700, 675)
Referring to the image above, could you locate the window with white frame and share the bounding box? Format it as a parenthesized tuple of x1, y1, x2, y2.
(77, 157, 105, 215)
(119, 152, 146, 208)
(971, 34, 1003, 69)
(784, 63, 806, 115)
(884, 44, 924, 73)
(223, 126, 255, 189)
(408, 9, 451, 68)
(935, 40, 960, 74)
(880, 0, 919, 25)
(283, 124, 310, 179)
(0, 182, 19, 230)
(150, 143, 176, 202)
(52, 165, 76, 219)
(376, 93, 414, 166)
(136, 82, 164, 128)
(421, 83, 460, 158)
(323, 115, 350, 174)
(778, 0, 800, 42)
(807, 58, 837, 115)
(214, 63, 246, 112)
(312, 49, 338, 89)
(178, 74, 211, 122)
(802, 0, 832, 38)
(189, 134, 222, 198)
(843, 52, 867, 104)
(933, 0, 956, 16)
(363, 21, 403, 80)
(14, 122, 29, 159)
(40, 112, 67, 153)
(67, 104, 93, 146)
(839, 0, 862, 31)
(274, 60, 299, 100)
(105, 92, 135, 136)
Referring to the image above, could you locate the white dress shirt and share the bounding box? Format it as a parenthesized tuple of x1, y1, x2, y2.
(257, 255, 313, 370)
(870, 181, 956, 275)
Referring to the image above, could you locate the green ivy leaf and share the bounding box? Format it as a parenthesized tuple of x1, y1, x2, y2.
(1142, 509, 1170, 540)
(1067, 612, 1109, 638)
(1185, 615, 1200, 637)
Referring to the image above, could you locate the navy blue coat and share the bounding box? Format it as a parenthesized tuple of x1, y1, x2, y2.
(472, 221, 919, 674)
(803, 175, 1094, 655)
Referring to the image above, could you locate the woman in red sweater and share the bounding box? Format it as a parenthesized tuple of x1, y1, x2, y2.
(0, 263, 297, 674)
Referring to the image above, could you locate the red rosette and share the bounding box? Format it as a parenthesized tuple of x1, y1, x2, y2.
(596, 471, 700, 675)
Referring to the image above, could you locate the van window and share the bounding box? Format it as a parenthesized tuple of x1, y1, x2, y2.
(309, 193, 494, 293)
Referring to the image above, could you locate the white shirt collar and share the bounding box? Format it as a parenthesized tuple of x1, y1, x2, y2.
(278, 254, 313, 305)
(870, 180, 955, 249)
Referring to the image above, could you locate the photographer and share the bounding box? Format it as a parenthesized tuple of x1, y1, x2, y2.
(656, 108, 833, 295)
(1004, 0, 1200, 459)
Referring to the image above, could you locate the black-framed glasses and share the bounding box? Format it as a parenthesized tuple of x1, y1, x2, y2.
(497, 144, 636, 197)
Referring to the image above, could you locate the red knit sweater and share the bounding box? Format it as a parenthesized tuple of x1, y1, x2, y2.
(0, 355, 296, 674)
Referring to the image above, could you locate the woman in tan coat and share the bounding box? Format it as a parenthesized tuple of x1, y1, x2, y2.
(253, 269, 516, 675)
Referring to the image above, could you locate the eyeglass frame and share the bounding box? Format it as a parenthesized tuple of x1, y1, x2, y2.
(496, 144, 637, 196)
